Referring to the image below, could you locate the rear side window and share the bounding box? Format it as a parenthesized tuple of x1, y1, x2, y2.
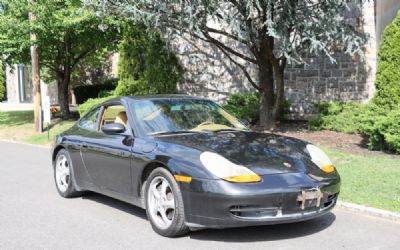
(78, 107, 101, 131)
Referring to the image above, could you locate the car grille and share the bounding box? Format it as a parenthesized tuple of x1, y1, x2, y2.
(229, 193, 338, 220)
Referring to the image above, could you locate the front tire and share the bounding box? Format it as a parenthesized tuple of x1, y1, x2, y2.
(54, 149, 81, 198)
(145, 167, 189, 237)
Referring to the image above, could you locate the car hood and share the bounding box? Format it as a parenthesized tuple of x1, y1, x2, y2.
(154, 131, 317, 175)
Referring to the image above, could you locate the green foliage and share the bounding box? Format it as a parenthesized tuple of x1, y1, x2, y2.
(358, 106, 400, 153)
(309, 102, 366, 133)
(88, 0, 366, 127)
(223, 93, 260, 125)
(78, 96, 113, 117)
(88, 1, 366, 65)
(115, 23, 182, 96)
(373, 13, 400, 109)
(0, 0, 120, 117)
(73, 78, 118, 104)
(310, 102, 400, 153)
(0, 60, 5, 101)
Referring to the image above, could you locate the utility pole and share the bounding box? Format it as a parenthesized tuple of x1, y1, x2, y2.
(29, 3, 42, 132)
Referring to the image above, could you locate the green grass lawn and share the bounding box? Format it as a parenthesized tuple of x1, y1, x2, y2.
(23, 121, 75, 145)
(0, 111, 34, 127)
(0, 111, 74, 145)
(324, 148, 400, 213)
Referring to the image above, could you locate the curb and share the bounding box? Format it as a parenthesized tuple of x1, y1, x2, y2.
(0, 139, 51, 149)
(337, 201, 400, 223)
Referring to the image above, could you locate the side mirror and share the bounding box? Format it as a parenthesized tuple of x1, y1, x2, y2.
(102, 123, 126, 134)
(240, 119, 250, 127)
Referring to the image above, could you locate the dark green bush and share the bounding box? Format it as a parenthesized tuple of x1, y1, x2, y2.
(115, 23, 182, 96)
(223, 93, 260, 125)
(73, 78, 118, 104)
(358, 105, 400, 153)
(78, 96, 114, 117)
(309, 102, 366, 133)
(372, 13, 400, 109)
(310, 101, 400, 153)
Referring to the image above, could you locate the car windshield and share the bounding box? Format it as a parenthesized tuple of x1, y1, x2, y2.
(131, 98, 247, 135)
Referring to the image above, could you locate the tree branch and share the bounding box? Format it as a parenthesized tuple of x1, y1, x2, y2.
(202, 31, 257, 64)
(205, 26, 248, 45)
(71, 49, 93, 68)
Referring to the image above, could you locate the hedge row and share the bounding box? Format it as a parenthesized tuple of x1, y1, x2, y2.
(310, 102, 400, 153)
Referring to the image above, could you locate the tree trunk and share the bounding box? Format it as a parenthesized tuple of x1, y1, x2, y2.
(272, 68, 285, 120)
(57, 73, 70, 120)
(258, 61, 276, 130)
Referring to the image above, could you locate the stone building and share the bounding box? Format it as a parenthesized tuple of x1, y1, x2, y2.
(171, 0, 400, 118)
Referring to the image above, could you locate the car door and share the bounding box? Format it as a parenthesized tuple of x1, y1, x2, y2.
(80, 103, 133, 196)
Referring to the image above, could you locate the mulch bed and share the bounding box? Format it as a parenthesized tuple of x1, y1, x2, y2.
(254, 121, 400, 159)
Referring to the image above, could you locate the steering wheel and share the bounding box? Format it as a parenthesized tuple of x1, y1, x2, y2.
(197, 121, 213, 127)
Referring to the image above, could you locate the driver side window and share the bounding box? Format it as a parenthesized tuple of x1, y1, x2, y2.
(100, 105, 131, 132)
(78, 107, 101, 131)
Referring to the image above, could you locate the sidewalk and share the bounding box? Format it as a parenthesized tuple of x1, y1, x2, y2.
(0, 102, 78, 112)
(0, 102, 34, 111)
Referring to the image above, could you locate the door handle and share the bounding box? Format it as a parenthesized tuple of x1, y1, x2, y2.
(81, 143, 88, 151)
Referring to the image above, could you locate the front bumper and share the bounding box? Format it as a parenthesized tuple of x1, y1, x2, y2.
(180, 172, 340, 229)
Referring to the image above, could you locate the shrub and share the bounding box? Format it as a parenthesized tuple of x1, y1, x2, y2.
(309, 102, 366, 133)
(310, 102, 400, 153)
(115, 23, 182, 96)
(73, 78, 118, 104)
(358, 105, 400, 153)
(372, 13, 400, 109)
(78, 96, 113, 117)
(223, 93, 260, 125)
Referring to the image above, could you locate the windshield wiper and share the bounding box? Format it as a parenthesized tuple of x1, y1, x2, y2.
(204, 128, 245, 133)
(149, 130, 199, 136)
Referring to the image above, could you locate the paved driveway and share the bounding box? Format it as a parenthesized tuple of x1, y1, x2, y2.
(0, 141, 399, 250)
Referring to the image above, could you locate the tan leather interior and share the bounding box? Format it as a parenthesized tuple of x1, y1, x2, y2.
(115, 111, 128, 126)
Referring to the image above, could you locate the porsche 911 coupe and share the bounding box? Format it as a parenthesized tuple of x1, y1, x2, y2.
(52, 95, 340, 237)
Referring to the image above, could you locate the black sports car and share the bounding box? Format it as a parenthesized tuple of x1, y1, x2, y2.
(52, 95, 340, 237)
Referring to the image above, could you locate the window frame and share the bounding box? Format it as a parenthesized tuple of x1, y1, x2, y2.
(77, 106, 103, 132)
(98, 101, 134, 136)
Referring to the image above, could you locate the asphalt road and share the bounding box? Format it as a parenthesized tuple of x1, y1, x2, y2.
(0, 141, 399, 250)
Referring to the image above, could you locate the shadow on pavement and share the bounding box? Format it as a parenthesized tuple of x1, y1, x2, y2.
(82, 192, 147, 220)
(189, 212, 336, 242)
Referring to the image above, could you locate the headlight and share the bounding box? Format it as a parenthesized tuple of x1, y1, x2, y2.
(200, 151, 261, 183)
(306, 144, 335, 174)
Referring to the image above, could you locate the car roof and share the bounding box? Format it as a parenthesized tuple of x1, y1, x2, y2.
(125, 94, 209, 101)
(101, 95, 210, 104)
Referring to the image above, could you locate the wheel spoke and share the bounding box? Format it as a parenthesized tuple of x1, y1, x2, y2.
(163, 198, 175, 209)
(151, 185, 161, 199)
(160, 180, 168, 199)
(158, 207, 171, 226)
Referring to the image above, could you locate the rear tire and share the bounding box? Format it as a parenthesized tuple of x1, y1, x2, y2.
(54, 149, 82, 198)
(145, 167, 189, 237)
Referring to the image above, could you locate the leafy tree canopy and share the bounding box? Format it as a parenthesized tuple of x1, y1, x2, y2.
(87, 0, 367, 129)
(115, 23, 183, 96)
(0, 0, 120, 118)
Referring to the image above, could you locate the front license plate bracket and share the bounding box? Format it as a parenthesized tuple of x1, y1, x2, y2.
(297, 188, 323, 210)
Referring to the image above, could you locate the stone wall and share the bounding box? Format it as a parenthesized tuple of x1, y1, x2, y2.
(5, 65, 19, 103)
(170, 1, 381, 119)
